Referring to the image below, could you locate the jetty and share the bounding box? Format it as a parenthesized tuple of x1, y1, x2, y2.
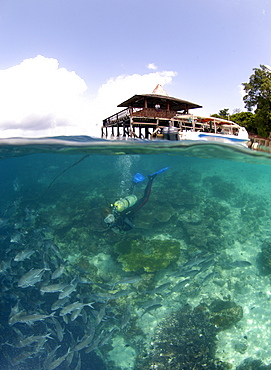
(101, 85, 249, 147)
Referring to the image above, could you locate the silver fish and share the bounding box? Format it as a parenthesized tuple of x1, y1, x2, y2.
(58, 281, 77, 299)
(10, 232, 23, 243)
(40, 283, 67, 294)
(62, 314, 69, 324)
(60, 301, 94, 316)
(95, 304, 106, 326)
(114, 275, 142, 286)
(71, 308, 82, 321)
(113, 289, 133, 298)
(42, 345, 61, 370)
(34, 335, 51, 353)
(51, 265, 65, 280)
(230, 260, 252, 268)
(9, 300, 22, 318)
(18, 268, 49, 288)
(184, 253, 213, 268)
(198, 259, 215, 272)
(52, 317, 64, 342)
(9, 311, 26, 326)
(74, 354, 81, 370)
(14, 249, 35, 262)
(9, 312, 54, 325)
(85, 330, 104, 353)
(45, 347, 71, 370)
(140, 297, 162, 310)
(120, 305, 131, 330)
(81, 308, 88, 324)
(8, 349, 38, 366)
(51, 296, 69, 311)
(171, 278, 190, 292)
(64, 351, 74, 368)
(74, 327, 96, 352)
(141, 304, 162, 317)
(16, 333, 52, 348)
(0, 258, 11, 273)
(201, 271, 217, 284)
(94, 292, 116, 300)
(99, 327, 116, 347)
(149, 282, 171, 294)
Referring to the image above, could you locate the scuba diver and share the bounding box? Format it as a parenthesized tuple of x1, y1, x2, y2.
(103, 167, 169, 233)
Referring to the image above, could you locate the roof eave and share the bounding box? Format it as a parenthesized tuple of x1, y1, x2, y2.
(117, 94, 202, 110)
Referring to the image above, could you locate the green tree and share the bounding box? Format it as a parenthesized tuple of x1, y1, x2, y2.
(242, 65, 271, 137)
(211, 108, 230, 120)
(230, 111, 256, 134)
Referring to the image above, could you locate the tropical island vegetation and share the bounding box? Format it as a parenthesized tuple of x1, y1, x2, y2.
(212, 65, 271, 138)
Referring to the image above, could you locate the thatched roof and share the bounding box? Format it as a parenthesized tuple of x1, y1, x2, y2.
(117, 91, 202, 111)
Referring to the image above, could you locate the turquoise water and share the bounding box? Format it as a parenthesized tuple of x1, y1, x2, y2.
(1, 137, 271, 369)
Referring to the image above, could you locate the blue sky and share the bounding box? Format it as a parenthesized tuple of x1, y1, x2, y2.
(0, 0, 270, 137)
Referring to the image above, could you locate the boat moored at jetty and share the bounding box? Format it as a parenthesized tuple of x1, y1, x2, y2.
(176, 115, 249, 146)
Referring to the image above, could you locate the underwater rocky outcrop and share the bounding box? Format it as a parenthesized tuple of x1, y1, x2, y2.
(236, 357, 271, 369)
(135, 201, 177, 229)
(181, 219, 226, 252)
(258, 239, 271, 275)
(113, 236, 180, 272)
(208, 299, 243, 330)
(203, 175, 239, 202)
(136, 304, 230, 370)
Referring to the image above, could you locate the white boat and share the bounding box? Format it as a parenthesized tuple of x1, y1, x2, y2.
(176, 115, 249, 147)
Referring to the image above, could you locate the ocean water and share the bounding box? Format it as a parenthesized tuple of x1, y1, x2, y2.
(1, 137, 271, 369)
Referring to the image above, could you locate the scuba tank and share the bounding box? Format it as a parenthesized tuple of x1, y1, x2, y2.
(113, 195, 137, 212)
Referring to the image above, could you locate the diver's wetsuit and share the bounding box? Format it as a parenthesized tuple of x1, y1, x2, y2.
(112, 174, 156, 232)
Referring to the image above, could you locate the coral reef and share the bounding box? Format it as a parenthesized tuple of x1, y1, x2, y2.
(258, 239, 271, 275)
(236, 357, 271, 369)
(209, 299, 243, 330)
(134, 200, 176, 230)
(203, 175, 239, 202)
(113, 237, 180, 272)
(136, 304, 230, 370)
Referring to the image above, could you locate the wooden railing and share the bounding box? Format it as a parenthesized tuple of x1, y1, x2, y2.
(131, 107, 176, 119)
(103, 108, 130, 126)
(103, 107, 177, 126)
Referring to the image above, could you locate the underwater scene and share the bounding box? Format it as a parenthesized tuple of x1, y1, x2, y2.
(2, 138, 271, 370)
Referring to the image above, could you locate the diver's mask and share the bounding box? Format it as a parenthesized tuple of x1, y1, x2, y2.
(104, 213, 115, 225)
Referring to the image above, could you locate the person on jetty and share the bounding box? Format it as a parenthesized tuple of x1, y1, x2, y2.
(103, 167, 169, 233)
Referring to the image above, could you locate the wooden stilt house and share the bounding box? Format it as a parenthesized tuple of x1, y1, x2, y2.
(101, 85, 202, 140)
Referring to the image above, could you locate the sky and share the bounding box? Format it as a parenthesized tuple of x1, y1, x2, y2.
(0, 0, 270, 138)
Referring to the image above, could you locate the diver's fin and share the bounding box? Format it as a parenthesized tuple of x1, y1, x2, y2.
(132, 173, 146, 184)
(149, 166, 169, 177)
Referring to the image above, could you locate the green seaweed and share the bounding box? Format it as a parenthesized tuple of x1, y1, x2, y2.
(113, 237, 180, 272)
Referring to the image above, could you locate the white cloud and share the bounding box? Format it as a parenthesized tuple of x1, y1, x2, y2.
(238, 84, 246, 99)
(147, 63, 158, 70)
(90, 70, 177, 134)
(0, 56, 177, 138)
